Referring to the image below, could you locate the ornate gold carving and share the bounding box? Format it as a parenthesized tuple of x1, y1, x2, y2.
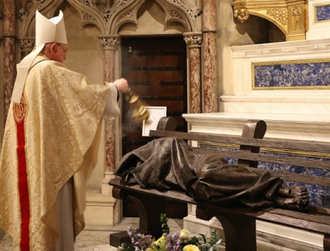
(266, 8, 288, 25)
(232, 0, 307, 41)
(292, 6, 302, 17)
(234, 8, 249, 23)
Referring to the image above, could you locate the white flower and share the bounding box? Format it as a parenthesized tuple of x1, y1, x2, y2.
(179, 229, 190, 240)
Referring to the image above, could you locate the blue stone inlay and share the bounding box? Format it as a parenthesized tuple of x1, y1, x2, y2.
(253, 61, 330, 88)
(200, 144, 330, 208)
(316, 5, 330, 21)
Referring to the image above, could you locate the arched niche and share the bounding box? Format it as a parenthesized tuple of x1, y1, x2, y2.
(117, 0, 187, 35)
(66, 0, 202, 35)
(17, 0, 201, 38)
(235, 15, 286, 43)
(232, 0, 307, 41)
(18, 0, 66, 37)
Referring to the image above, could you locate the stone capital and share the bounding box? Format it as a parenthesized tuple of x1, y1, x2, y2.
(98, 35, 120, 51)
(183, 32, 202, 48)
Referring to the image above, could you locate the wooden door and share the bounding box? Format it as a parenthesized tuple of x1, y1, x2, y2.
(120, 36, 188, 217)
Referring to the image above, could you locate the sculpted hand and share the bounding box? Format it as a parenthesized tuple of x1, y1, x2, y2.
(113, 78, 129, 93)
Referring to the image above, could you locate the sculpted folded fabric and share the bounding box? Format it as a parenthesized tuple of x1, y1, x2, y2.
(115, 137, 282, 208)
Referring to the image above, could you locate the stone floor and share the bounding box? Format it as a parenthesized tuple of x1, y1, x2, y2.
(0, 217, 183, 251)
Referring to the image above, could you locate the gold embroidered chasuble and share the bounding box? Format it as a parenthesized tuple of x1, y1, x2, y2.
(0, 55, 118, 250)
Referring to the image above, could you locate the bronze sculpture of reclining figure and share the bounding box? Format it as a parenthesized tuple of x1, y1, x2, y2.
(116, 137, 309, 211)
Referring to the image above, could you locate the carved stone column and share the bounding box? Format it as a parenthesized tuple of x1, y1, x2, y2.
(3, 0, 16, 124)
(99, 36, 120, 83)
(98, 35, 120, 176)
(184, 32, 203, 114)
(96, 35, 121, 226)
(202, 0, 218, 113)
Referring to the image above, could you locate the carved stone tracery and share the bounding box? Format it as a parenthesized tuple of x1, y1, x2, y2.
(67, 0, 201, 34)
(19, 0, 65, 38)
(117, 10, 134, 23)
(18, 37, 35, 57)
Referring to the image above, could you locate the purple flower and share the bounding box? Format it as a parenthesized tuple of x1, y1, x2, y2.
(125, 222, 221, 251)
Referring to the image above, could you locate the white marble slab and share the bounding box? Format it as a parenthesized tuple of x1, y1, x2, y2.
(183, 112, 330, 142)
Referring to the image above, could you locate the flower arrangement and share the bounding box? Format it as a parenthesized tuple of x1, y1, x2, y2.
(120, 214, 221, 251)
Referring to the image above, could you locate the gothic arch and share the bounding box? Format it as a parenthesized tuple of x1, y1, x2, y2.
(17, 1, 202, 39)
(66, 0, 201, 35)
(18, 0, 65, 37)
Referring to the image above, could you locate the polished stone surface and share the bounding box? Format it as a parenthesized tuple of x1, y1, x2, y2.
(0, 218, 183, 251)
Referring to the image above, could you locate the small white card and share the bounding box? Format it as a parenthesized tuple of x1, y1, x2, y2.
(142, 106, 167, 137)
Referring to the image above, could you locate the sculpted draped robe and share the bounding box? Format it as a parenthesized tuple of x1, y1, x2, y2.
(0, 55, 120, 250)
(116, 137, 283, 208)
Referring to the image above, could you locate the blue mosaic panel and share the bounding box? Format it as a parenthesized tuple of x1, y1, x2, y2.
(253, 61, 330, 89)
(200, 144, 330, 208)
(258, 152, 330, 208)
(316, 5, 330, 22)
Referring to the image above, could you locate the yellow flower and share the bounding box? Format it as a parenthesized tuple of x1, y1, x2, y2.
(153, 235, 166, 245)
(183, 244, 200, 251)
(179, 229, 190, 240)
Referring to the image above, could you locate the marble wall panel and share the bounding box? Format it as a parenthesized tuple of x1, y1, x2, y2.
(253, 60, 330, 89)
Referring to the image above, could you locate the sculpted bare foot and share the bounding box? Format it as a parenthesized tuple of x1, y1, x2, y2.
(275, 186, 309, 211)
(275, 197, 309, 211)
(278, 186, 308, 198)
